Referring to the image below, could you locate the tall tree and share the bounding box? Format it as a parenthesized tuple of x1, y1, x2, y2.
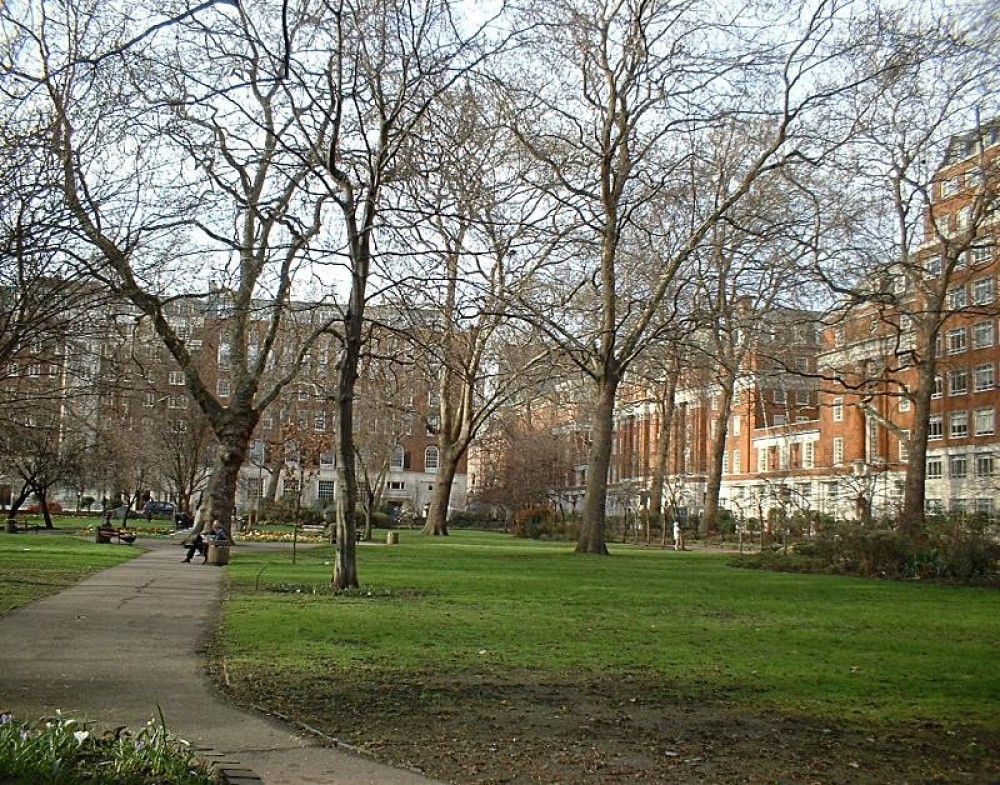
(508, 0, 892, 553)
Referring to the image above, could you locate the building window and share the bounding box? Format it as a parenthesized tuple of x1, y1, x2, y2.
(947, 327, 967, 354)
(948, 286, 967, 309)
(319, 451, 334, 467)
(898, 430, 909, 462)
(974, 363, 995, 391)
(217, 379, 231, 398)
(732, 416, 741, 436)
(925, 254, 942, 277)
(932, 375, 944, 399)
(926, 457, 943, 479)
(168, 395, 188, 409)
(246, 476, 263, 500)
(974, 497, 994, 516)
(390, 446, 405, 470)
(949, 454, 968, 479)
(143, 392, 155, 408)
(314, 411, 327, 431)
(427, 389, 440, 406)
(779, 444, 789, 469)
(803, 441, 815, 469)
(940, 176, 959, 197)
(972, 320, 995, 349)
(732, 449, 741, 474)
(388, 480, 405, 491)
(298, 387, 309, 401)
(971, 244, 993, 266)
(318, 480, 336, 501)
(948, 368, 968, 396)
(974, 408, 995, 436)
(757, 448, 768, 473)
(832, 397, 844, 422)
(282, 477, 300, 500)
(796, 390, 810, 406)
(898, 395, 911, 412)
(928, 415, 943, 440)
(972, 278, 995, 305)
(218, 341, 231, 370)
(950, 411, 968, 439)
(773, 389, 787, 404)
(424, 446, 439, 471)
(426, 415, 440, 435)
(832, 437, 844, 466)
(721, 451, 729, 475)
(975, 453, 995, 478)
(169, 370, 185, 386)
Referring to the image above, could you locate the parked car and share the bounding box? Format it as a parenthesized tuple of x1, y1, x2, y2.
(25, 501, 63, 513)
(145, 501, 175, 517)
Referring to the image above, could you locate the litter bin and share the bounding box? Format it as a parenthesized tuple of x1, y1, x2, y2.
(386, 531, 399, 545)
(207, 543, 231, 566)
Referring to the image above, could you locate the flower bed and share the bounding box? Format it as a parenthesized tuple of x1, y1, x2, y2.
(0, 711, 219, 784)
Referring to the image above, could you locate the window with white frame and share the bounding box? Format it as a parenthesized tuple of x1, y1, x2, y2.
(803, 441, 815, 469)
(757, 448, 768, 473)
(168, 395, 188, 409)
(427, 388, 440, 406)
(898, 430, 910, 462)
(971, 243, 993, 266)
(779, 444, 789, 469)
(972, 320, 995, 349)
(169, 370, 185, 386)
(948, 286, 967, 309)
(974, 363, 995, 391)
(773, 414, 786, 426)
(974, 408, 995, 436)
(975, 453, 995, 478)
(317, 480, 335, 501)
(217, 379, 230, 397)
(319, 451, 334, 467)
(732, 449, 741, 474)
(950, 454, 968, 479)
(298, 387, 309, 401)
(898, 395, 911, 412)
(950, 411, 968, 439)
(972, 277, 995, 305)
(390, 446, 405, 470)
(388, 481, 405, 491)
(932, 375, 944, 399)
(721, 451, 729, 475)
(796, 390, 810, 406)
(949, 368, 968, 396)
(832, 397, 844, 422)
(217, 341, 230, 369)
(314, 411, 327, 431)
(732, 416, 741, 436)
(832, 437, 844, 466)
(143, 392, 155, 408)
(929, 415, 943, 440)
(424, 446, 439, 471)
(926, 456, 943, 479)
(948, 327, 967, 354)
(926, 254, 942, 277)
(975, 497, 995, 515)
(773, 389, 787, 404)
(940, 176, 960, 197)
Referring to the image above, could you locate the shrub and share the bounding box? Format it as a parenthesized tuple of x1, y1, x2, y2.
(0, 711, 219, 785)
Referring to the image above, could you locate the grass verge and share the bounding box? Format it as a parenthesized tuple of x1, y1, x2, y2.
(0, 533, 140, 615)
(220, 529, 1000, 728)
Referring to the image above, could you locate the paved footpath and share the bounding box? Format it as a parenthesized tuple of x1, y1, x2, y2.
(0, 538, 444, 785)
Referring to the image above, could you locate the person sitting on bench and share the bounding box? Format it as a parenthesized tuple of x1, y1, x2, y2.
(98, 522, 136, 544)
(182, 521, 228, 563)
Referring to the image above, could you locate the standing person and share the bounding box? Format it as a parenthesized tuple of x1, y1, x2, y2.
(143, 499, 154, 523)
(673, 517, 685, 552)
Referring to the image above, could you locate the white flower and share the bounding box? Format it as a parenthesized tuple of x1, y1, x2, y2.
(73, 730, 89, 743)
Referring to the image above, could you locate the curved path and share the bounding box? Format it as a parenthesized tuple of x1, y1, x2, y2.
(0, 538, 443, 785)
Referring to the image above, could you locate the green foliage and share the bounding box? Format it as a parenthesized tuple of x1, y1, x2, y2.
(79, 496, 95, 511)
(0, 712, 218, 785)
(220, 530, 1000, 727)
(734, 520, 1000, 583)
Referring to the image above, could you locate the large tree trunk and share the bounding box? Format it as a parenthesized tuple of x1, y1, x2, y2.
(333, 294, 364, 590)
(577, 379, 617, 555)
(422, 450, 459, 536)
(207, 413, 258, 536)
(648, 371, 679, 535)
(900, 348, 935, 535)
(701, 382, 734, 537)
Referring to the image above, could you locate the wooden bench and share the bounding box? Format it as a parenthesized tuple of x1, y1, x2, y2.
(5, 518, 42, 534)
(95, 526, 136, 545)
(303, 524, 364, 543)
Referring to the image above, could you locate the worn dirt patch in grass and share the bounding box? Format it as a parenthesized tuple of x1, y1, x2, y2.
(222, 670, 1000, 784)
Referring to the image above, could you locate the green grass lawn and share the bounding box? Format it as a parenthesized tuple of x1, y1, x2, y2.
(0, 533, 140, 614)
(222, 529, 1000, 728)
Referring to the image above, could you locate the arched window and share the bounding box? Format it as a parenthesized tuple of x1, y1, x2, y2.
(424, 446, 439, 471)
(390, 445, 405, 470)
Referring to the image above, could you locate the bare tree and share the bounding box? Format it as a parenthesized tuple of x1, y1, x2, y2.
(507, 0, 893, 554)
